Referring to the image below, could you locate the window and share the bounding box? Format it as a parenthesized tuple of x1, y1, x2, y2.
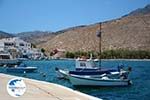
(4, 42, 14, 46)
(19, 43, 24, 46)
(80, 63, 86, 67)
(0, 55, 10, 59)
(23, 50, 26, 53)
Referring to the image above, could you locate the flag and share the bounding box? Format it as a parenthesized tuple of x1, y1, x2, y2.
(96, 23, 102, 37)
(96, 30, 101, 37)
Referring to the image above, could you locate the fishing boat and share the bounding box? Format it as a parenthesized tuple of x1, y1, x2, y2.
(6, 63, 37, 73)
(68, 74, 132, 86)
(55, 66, 129, 79)
(55, 58, 130, 79)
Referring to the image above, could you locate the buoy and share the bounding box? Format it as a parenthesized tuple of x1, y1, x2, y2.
(128, 66, 132, 72)
(42, 73, 46, 77)
(55, 67, 59, 71)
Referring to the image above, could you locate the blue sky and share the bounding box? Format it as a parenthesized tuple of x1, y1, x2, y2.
(0, 0, 149, 33)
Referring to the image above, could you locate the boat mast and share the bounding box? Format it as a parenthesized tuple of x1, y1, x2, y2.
(96, 23, 102, 69)
(99, 23, 102, 69)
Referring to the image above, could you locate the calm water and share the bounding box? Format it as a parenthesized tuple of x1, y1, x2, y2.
(0, 59, 150, 100)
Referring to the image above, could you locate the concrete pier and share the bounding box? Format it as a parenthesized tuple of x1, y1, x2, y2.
(0, 73, 101, 100)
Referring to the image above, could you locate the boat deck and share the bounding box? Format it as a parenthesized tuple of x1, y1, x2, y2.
(0, 73, 101, 100)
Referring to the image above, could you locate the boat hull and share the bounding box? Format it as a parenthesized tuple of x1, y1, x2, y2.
(55, 68, 129, 80)
(56, 68, 69, 79)
(75, 68, 100, 71)
(6, 67, 37, 73)
(69, 74, 131, 86)
(69, 69, 117, 75)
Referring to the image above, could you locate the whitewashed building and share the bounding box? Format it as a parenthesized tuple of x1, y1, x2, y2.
(0, 37, 31, 53)
(14, 37, 31, 54)
(0, 37, 43, 59)
(29, 48, 44, 59)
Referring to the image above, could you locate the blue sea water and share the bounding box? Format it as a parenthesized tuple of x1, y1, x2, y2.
(0, 59, 150, 100)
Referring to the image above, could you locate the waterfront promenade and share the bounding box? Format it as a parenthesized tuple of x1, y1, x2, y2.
(0, 73, 101, 100)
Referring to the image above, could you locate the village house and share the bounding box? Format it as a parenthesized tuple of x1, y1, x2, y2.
(0, 37, 43, 59)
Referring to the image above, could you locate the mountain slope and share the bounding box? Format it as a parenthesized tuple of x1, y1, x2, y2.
(0, 31, 14, 39)
(17, 31, 56, 45)
(37, 4, 150, 52)
(128, 4, 150, 16)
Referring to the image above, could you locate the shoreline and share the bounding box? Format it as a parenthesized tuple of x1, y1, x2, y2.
(0, 73, 101, 100)
(27, 58, 150, 61)
(101, 59, 150, 61)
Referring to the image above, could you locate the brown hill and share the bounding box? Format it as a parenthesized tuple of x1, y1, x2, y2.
(37, 5, 150, 52)
(17, 31, 56, 45)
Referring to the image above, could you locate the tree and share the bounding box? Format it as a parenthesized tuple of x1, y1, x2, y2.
(41, 48, 45, 53)
(65, 52, 75, 58)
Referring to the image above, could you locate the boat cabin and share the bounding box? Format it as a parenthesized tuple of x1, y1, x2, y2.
(75, 58, 98, 70)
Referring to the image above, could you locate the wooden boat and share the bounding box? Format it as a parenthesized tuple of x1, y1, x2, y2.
(55, 58, 130, 79)
(55, 67, 129, 79)
(56, 58, 107, 78)
(68, 74, 132, 86)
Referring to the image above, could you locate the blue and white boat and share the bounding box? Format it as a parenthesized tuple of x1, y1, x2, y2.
(55, 58, 130, 79)
(6, 63, 37, 73)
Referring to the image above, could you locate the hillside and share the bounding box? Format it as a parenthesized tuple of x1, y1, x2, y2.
(0, 31, 14, 39)
(17, 31, 56, 45)
(37, 5, 150, 52)
(1, 5, 150, 53)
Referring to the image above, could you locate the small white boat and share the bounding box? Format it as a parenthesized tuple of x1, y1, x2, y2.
(68, 74, 132, 86)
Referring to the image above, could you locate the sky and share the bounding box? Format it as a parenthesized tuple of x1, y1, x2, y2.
(0, 0, 150, 33)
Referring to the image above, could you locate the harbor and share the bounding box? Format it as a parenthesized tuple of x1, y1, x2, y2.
(0, 1, 150, 100)
(0, 59, 150, 100)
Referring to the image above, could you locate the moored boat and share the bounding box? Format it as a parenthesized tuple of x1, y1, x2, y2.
(6, 63, 37, 73)
(55, 58, 130, 79)
(68, 74, 132, 86)
(55, 67, 129, 80)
